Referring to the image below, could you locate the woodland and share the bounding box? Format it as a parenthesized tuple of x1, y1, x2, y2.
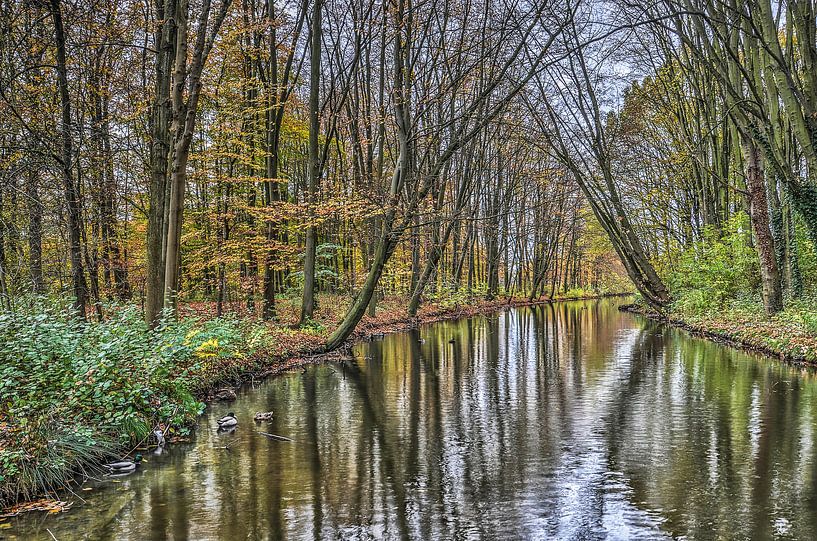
(1, 0, 816, 510)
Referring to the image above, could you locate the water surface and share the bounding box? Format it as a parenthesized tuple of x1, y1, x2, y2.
(6, 299, 817, 540)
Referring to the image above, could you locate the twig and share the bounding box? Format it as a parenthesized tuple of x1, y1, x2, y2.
(64, 485, 86, 504)
(47, 528, 59, 541)
(125, 406, 177, 456)
(257, 432, 293, 442)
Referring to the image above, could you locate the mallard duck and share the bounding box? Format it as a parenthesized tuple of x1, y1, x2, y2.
(217, 412, 238, 428)
(215, 388, 237, 401)
(254, 411, 274, 422)
(105, 454, 142, 473)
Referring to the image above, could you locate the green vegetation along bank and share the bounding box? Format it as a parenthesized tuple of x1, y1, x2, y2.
(0, 290, 618, 512)
(621, 300, 817, 365)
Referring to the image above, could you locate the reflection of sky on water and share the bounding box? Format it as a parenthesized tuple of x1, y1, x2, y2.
(8, 298, 817, 540)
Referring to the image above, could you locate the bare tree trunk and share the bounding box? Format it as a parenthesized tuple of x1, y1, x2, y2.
(26, 170, 44, 293)
(50, 0, 88, 318)
(145, 0, 177, 325)
(742, 136, 783, 315)
(0, 188, 10, 310)
(300, 0, 322, 324)
(161, 0, 232, 315)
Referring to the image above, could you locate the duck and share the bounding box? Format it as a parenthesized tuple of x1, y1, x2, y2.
(105, 454, 142, 474)
(254, 411, 274, 422)
(214, 387, 237, 401)
(217, 412, 238, 429)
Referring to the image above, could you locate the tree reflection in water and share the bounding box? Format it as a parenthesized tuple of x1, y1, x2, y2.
(9, 298, 817, 540)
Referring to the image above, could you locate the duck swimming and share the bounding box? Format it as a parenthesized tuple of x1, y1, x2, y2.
(105, 454, 142, 474)
(217, 412, 238, 429)
(254, 411, 274, 422)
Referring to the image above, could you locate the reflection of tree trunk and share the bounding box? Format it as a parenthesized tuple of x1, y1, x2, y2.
(341, 359, 410, 539)
(303, 370, 323, 539)
(749, 374, 780, 540)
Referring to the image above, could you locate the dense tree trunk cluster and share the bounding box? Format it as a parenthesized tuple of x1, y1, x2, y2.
(1, 0, 815, 341)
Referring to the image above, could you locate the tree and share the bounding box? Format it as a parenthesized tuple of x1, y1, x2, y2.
(145, 0, 233, 324)
(526, 7, 671, 310)
(299, 0, 322, 324)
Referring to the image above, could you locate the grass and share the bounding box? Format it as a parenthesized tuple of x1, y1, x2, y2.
(625, 292, 817, 364)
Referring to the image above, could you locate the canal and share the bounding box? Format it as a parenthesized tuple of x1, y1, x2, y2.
(6, 298, 817, 540)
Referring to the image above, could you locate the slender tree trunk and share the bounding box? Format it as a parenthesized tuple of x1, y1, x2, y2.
(0, 188, 9, 310)
(742, 137, 783, 315)
(50, 0, 88, 318)
(26, 170, 44, 293)
(300, 0, 322, 324)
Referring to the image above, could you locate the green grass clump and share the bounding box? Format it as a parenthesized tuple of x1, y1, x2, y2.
(0, 297, 264, 507)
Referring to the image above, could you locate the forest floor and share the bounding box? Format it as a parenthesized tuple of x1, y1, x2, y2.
(0, 289, 620, 515)
(620, 300, 817, 365)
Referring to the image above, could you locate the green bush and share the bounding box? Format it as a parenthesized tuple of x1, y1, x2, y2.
(667, 212, 760, 316)
(563, 287, 594, 299)
(0, 298, 259, 506)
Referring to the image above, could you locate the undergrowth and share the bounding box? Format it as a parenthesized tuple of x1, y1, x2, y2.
(0, 297, 270, 507)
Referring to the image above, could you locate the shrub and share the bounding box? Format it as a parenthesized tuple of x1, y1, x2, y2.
(563, 287, 594, 299)
(0, 298, 260, 507)
(667, 212, 760, 316)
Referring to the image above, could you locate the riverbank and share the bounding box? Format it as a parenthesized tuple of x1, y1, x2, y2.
(0, 290, 625, 514)
(620, 301, 817, 365)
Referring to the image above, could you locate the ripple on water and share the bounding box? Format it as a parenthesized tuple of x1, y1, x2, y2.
(8, 299, 817, 540)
